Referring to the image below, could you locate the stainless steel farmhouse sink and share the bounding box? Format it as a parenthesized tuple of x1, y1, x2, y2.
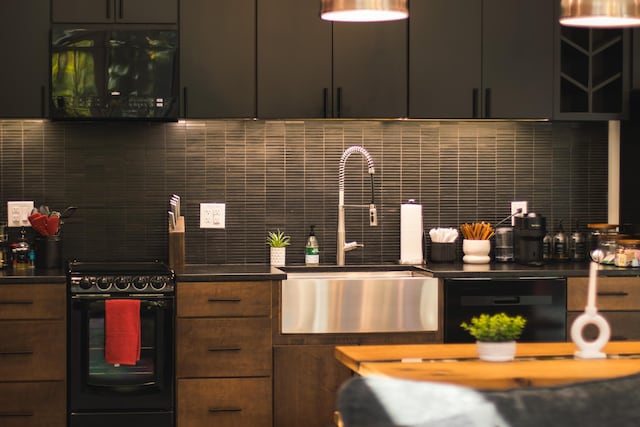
(280, 266, 439, 334)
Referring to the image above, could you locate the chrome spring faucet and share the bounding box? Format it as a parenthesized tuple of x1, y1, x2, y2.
(337, 146, 378, 266)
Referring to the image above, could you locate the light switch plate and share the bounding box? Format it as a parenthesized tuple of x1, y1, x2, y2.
(200, 203, 225, 229)
(7, 201, 34, 227)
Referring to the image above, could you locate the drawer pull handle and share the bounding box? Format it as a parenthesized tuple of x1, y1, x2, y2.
(209, 407, 242, 413)
(0, 412, 34, 417)
(0, 350, 33, 356)
(208, 347, 241, 352)
(597, 291, 629, 297)
(0, 300, 33, 305)
(208, 298, 241, 303)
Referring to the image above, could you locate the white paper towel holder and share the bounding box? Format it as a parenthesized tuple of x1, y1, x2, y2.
(400, 199, 424, 265)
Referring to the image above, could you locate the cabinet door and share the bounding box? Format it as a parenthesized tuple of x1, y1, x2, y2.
(257, 0, 333, 118)
(333, 21, 408, 118)
(0, 382, 66, 427)
(273, 345, 352, 427)
(0, 0, 49, 118)
(482, 0, 554, 118)
(409, 0, 482, 118)
(181, 0, 256, 118)
(52, 0, 177, 23)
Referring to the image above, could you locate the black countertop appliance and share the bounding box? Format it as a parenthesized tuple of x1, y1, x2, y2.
(514, 213, 546, 266)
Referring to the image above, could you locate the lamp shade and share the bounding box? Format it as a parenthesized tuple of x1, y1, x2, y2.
(321, 0, 408, 22)
(560, 0, 640, 27)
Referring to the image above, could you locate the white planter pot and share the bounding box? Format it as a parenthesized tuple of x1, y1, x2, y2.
(476, 340, 516, 362)
(270, 247, 286, 267)
(462, 239, 491, 264)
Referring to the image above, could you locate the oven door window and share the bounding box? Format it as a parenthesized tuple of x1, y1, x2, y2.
(86, 299, 166, 388)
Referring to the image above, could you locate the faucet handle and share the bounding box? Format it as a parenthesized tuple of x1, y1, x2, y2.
(344, 241, 364, 252)
(369, 204, 378, 226)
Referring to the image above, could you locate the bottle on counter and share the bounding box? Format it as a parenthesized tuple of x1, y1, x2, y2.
(553, 220, 569, 262)
(305, 225, 319, 266)
(570, 221, 586, 262)
(543, 231, 553, 261)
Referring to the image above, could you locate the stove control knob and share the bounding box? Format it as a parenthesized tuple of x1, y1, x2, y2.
(115, 276, 131, 290)
(150, 276, 166, 290)
(79, 277, 93, 290)
(133, 276, 149, 290)
(96, 277, 111, 291)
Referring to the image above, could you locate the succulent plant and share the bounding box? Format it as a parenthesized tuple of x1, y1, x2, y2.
(266, 229, 291, 248)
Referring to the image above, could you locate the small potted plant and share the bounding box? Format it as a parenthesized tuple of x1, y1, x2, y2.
(460, 312, 526, 362)
(266, 229, 290, 267)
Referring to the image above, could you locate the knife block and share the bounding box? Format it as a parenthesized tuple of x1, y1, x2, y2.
(169, 216, 185, 271)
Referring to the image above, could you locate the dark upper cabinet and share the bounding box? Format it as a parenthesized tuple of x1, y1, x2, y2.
(333, 21, 407, 118)
(180, 0, 256, 118)
(0, 0, 49, 118)
(555, 26, 630, 120)
(51, 0, 178, 23)
(257, 0, 332, 119)
(258, 0, 407, 119)
(410, 0, 554, 119)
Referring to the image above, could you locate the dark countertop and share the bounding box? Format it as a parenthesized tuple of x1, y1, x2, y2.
(0, 267, 66, 284)
(1, 262, 639, 284)
(175, 264, 287, 282)
(423, 262, 640, 278)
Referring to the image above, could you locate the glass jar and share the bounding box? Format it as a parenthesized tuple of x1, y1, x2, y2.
(616, 239, 640, 268)
(587, 223, 619, 264)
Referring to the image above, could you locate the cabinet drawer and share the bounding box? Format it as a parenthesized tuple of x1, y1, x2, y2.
(0, 285, 65, 320)
(177, 281, 271, 317)
(0, 381, 66, 427)
(0, 320, 65, 381)
(177, 317, 272, 378)
(567, 311, 640, 341)
(568, 277, 640, 310)
(177, 378, 271, 427)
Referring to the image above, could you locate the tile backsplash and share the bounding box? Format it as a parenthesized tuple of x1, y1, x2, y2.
(0, 119, 607, 265)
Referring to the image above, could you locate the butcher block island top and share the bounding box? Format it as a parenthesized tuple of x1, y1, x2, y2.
(335, 342, 640, 390)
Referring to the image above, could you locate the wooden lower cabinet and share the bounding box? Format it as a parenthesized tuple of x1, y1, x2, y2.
(0, 381, 66, 427)
(273, 345, 353, 427)
(567, 276, 640, 341)
(177, 378, 272, 427)
(0, 284, 66, 427)
(176, 280, 273, 427)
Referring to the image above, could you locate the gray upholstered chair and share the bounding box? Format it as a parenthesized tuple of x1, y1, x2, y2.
(336, 374, 640, 427)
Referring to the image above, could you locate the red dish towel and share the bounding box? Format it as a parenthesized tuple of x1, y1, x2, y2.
(105, 299, 141, 365)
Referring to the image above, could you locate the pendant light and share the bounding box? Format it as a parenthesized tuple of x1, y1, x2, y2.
(320, 0, 408, 22)
(560, 0, 640, 27)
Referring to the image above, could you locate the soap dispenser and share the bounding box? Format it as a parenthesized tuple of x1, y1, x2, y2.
(305, 225, 319, 266)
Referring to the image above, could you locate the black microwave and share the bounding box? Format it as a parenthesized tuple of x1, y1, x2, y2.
(50, 25, 179, 121)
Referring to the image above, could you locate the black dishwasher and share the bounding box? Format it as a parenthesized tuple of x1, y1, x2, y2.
(444, 277, 567, 343)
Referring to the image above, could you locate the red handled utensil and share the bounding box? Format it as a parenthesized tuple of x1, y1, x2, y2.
(28, 212, 49, 236)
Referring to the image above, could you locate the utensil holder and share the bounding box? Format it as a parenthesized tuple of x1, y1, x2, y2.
(169, 216, 185, 271)
(34, 235, 62, 269)
(430, 242, 457, 263)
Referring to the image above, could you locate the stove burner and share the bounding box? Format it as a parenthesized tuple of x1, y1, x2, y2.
(68, 261, 175, 294)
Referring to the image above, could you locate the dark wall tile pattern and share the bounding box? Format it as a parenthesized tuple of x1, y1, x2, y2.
(0, 119, 608, 265)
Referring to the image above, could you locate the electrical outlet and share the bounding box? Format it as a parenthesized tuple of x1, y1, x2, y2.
(200, 203, 225, 229)
(511, 201, 528, 226)
(7, 201, 34, 227)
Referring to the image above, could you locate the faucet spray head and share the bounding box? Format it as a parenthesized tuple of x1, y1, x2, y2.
(369, 204, 378, 226)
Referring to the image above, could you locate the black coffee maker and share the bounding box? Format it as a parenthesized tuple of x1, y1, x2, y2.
(514, 213, 546, 266)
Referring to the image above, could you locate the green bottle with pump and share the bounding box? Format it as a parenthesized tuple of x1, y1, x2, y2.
(305, 225, 319, 266)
